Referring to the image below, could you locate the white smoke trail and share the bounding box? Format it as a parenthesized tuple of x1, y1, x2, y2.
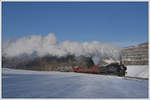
(2, 33, 121, 63)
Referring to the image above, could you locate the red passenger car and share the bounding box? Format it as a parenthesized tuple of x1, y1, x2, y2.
(72, 66, 99, 73)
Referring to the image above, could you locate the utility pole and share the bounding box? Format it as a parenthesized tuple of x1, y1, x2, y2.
(120, 54, 122, 65)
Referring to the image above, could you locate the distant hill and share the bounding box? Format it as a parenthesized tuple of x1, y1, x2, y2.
(121, 42, 148, 65)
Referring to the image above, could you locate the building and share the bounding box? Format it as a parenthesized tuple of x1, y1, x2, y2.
(121, 42, 148, 65)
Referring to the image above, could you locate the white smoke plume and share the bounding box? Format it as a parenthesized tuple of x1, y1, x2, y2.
(2, 33, 121, 63)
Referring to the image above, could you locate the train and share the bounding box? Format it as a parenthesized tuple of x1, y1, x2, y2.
(72, 63, 127, 76)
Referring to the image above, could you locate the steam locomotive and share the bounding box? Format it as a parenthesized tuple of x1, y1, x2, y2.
(72, 63, 127, 76)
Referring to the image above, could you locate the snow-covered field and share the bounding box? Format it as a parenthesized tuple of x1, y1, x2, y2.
(126, 65, 148, 78)
(2, 68, 148, 98)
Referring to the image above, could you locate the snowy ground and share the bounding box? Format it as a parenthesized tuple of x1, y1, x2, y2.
(2, 68, 148, 98)
(126, 65, 148, 79)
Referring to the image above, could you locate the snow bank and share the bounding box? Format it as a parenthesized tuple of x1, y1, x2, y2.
(126, 65, 148, 78)
(2, 68, 76, 76)
(104, 59, 120, 64)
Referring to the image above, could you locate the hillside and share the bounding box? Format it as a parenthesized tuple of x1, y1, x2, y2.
(2, 55, 94, 72)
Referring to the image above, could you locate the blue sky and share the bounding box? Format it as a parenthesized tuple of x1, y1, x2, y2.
(2, 2, 148, 47)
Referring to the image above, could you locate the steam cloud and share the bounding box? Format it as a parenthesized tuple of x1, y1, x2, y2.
(3, 33, 121, 63)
